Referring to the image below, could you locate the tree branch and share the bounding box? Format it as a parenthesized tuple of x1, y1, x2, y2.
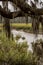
(0, 6, 25, 18)
(0, 6, 33, 19)
(0, 0, 43, 15)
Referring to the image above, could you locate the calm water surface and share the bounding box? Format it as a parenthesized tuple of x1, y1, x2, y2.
(11, 29, 43, 51)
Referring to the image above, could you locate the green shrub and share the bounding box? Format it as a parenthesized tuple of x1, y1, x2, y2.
(0, 33, 37, 65)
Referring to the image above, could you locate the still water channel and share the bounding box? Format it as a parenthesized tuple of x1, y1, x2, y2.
(11, 29, 43, 51)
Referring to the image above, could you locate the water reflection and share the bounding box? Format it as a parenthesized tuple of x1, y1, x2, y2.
(11, 29, 43, 51)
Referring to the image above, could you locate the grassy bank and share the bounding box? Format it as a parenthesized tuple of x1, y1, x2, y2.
(0, 23, 32, 31)
(0, 23, 42, 34)
(0, 32, 37, 65)
(10, 23, 43, 34)
(0, 23, 3, 31)
(11, 23, 32, 29)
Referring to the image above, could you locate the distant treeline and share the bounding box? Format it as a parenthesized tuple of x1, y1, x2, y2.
(0, 15, 32, 23)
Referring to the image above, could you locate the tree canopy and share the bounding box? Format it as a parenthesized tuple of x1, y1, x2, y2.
(0, 0, 43, 19)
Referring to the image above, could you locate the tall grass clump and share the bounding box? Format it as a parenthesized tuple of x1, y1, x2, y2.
(0, 33, 37, 65)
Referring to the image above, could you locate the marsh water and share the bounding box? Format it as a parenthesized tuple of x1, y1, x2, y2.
(11, 29, 43, 51)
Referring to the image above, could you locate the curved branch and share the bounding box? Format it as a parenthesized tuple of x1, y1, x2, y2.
(0, 6, 25, 18)
(0, 0, 43, 15)
(0, 6, 33, 19)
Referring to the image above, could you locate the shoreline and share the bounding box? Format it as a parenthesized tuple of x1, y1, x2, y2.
(12, 28, 43, 35)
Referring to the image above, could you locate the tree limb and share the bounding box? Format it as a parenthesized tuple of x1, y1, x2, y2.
(0, 0, 43, 15)
(0, 6, 25, 18)
(0, 6, 33, 19)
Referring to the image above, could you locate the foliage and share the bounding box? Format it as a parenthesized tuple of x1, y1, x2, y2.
(0, 33, 37, 65)
(32, 39, 43, 57)
(32, 39, 43, 65)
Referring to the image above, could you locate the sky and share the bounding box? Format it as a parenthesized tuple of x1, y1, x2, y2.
(0, 1, 14, 12)
(0, 0, 43, 12)
(27, 0, 43, 8)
